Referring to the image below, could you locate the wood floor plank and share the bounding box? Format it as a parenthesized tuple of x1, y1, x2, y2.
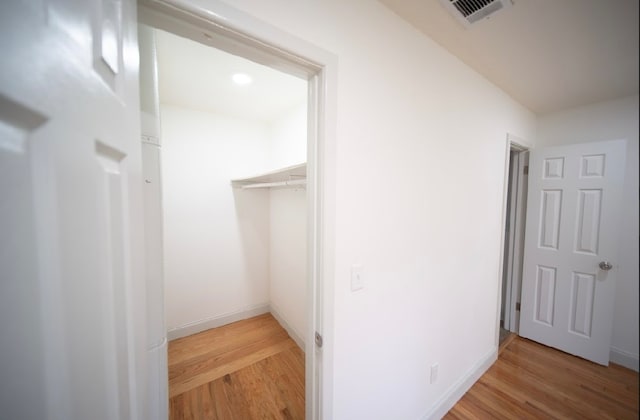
(170, 335, 296, 397)
(503, 339, 638, 407)
(481, 362, 599, 419)
(208, 378, 233, 420)
(170, 318, 638, 419)
(445, 336, 639, 420)
(237, 361, 289, 418)
(470, 380, 548, 419)
(168, 314, 283, 367)
(168, 313, 305, 419)
(169, 327, 289, 382)
(259, 349, 305, 419)
(498, 349, 637, 417)
(219, 371, 258, 420)
(169, 394, 184, 420)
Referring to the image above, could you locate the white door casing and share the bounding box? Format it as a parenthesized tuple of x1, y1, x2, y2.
(503, 149, 528, 333)
(0, 1, 145, 419)
(519, 139, 626, 365)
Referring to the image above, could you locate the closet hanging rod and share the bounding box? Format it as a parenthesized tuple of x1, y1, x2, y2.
(240, 179, 306, 189)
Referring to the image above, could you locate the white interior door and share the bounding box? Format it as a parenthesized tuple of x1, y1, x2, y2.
(519, 139, 626, 365)
(0, 2, 145, 419)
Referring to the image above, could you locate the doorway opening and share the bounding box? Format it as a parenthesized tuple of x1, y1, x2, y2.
(138, 2, 331, 419)
(154, 27, 309, 343)
(499, 141, 529, 347)
(155, 26, 309, 416)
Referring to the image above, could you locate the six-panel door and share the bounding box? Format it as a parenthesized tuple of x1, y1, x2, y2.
(0, 1, 145, 418)
(520, 139, 626, 365)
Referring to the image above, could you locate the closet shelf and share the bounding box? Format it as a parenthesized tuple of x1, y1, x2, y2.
(231, 163, 306, 190)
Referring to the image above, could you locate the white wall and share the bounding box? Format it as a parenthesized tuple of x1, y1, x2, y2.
(537, 95, 640, 370)
(162, 99, 308, 342)
(269, 102, 308, 347)
(269, 102, 307, 167)
(219, 1, 537, 418)
(161, 105, 272, 335)
(270, 188, 307, 346)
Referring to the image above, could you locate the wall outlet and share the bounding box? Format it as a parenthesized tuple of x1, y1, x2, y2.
(430, 363, 439, 384)
(351, 264, 364, 291)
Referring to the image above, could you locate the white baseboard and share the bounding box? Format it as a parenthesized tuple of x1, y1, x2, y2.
(167, 303, 270, 341)
(269, 303, 305, 350)
(421, 347, 498, 420)
(610, 346, 639, 372)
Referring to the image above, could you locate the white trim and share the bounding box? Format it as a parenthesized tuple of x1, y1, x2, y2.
(270, 303, 305, 350)
(508, 151, 528, 333)
(496, 135, 513, 347)
(507, 132, 532, 151)
(610, 346, 640, 372)
(502, 149, 518, 331)
(421, 348, 498, 419)
(497, 133, 530, 347)
(147, 339, 169, 420)
(503, 150, 529, 333)
(166, 303, 270, 341)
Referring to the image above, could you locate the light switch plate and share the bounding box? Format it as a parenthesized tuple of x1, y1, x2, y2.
(351, 264, 364, 291)
(430, 363, 439, 384)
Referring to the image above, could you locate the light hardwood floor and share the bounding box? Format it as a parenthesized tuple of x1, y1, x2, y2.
(169, 316, 638, 419)
(168, 313, 304, 419)
(445, 336, 639, 419)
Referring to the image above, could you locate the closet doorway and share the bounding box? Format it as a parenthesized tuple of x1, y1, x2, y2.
(156, 28, 309, 345)
(139, 2, 330, 418)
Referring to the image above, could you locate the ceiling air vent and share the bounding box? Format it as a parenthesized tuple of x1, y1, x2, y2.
(439, 0, 513, 27)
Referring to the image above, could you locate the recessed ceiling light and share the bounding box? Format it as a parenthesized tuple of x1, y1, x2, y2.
(232, 73, 252, 85)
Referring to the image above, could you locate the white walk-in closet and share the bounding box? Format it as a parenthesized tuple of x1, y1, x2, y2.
(154, 29, 308, 348)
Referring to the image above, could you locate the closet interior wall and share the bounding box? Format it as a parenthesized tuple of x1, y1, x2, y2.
(158, 47, 308, 345)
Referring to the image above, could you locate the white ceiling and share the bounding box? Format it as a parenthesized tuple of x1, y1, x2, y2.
(155, 29, 307, 123)
(380, 0, 639, 115)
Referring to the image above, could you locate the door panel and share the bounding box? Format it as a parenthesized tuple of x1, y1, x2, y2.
(520, 140, 626, 365)
(0, 1, 145, 419)
(569, 271, 595, 337)
(0, 95, 49, 420)
(539, 189, 562, 249)
(534, 265, 556, 326)
(575, 189, 601, 254)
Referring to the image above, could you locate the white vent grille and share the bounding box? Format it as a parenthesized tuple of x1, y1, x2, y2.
(439, 0, 512, 27)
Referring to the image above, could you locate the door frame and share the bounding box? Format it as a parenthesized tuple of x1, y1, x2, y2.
(496, 133, 531, 346)
(138, 1, 337, 419)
